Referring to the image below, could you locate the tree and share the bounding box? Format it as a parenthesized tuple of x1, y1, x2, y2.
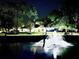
(0, 7, 15, 33)
(0, 0, 39, 33)
(25, 6, 39, 32)
(48, 9, 63, 27)
(43, 17, 52, 27)
(61, 0, 79, 29)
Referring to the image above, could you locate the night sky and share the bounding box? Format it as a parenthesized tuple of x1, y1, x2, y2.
(27, 0, 61, 18)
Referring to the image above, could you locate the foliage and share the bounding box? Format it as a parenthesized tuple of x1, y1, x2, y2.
(0, 7, 15, 32)
(48, 9, 75, 29)
(0, 0, 39, 33)
(61, 0, 79, 29)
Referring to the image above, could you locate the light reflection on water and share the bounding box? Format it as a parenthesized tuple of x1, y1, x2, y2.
(0, 34, 75, 59)
(44, 35, 73, 59)
(31, 33, 74, 59)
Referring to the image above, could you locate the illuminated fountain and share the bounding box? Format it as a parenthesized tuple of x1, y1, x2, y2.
(44, 32, 74, 59)
(32, 32, 74, 59)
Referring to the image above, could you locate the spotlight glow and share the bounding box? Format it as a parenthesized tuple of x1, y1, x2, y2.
(44, 34, 74, 59)
(32, 32, 74, 59)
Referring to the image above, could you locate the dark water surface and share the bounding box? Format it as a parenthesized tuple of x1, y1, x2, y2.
(0, 35, 79, 59)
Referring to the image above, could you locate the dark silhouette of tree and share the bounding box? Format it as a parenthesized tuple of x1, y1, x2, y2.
(6, 0, 28, 31)
(43, 17, 52, 27)
(49, 9, 63, 19)
(0, 0, 39, 33)
(61, 0, 79, 29)
(0, 0, 29, 33)
(0, 8, 15, 33)
(48, 9, 63, 27)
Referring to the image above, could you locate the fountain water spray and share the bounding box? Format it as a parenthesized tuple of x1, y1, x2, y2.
(44, 33, 74, 59)
(32, 32, 74, 59)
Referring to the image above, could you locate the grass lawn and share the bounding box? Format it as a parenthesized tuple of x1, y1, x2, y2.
(0, 32, 46, 36)
(0, 33, 5, 36)
(0, 32, 79, 36)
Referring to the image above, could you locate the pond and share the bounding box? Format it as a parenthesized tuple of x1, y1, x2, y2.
(0, 35, 79, 59)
